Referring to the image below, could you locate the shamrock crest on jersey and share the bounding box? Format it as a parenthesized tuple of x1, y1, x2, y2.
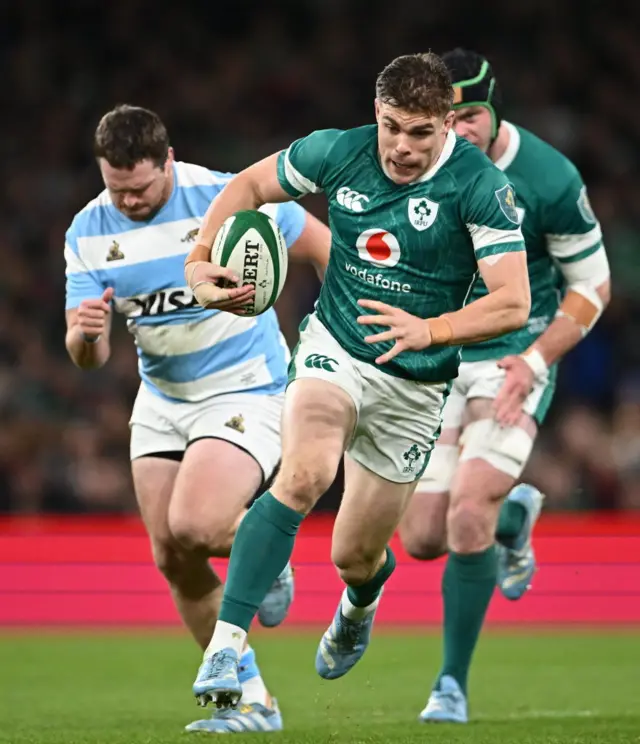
(408, 197, 439, 231)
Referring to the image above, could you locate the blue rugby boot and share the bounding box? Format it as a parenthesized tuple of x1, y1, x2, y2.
(315, 591, 379, 680)
(258, 561, 294, 627)
(185, 699, 283, 733)
(193, 647, 242, 709)
(497, 483, 545, 600)
(419, 675, 468, 723)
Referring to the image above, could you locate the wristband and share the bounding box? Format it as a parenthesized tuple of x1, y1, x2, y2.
(520, 347, 548, 380)
(427, 315, 454, 345)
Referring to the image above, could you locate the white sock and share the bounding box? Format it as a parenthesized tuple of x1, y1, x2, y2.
(340, 587, 380, 621)
(240, 674, 269, 706)
(237, 645, 269, 706)
(204, 620, 247, 659)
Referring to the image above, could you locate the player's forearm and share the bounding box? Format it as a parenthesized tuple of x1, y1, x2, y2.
(65, 325, 110, 369)
(434, 287, 530, 346)
(186, 173, 264, 267)
(526, 317, 584, 367)
(524, 279, 610, 369)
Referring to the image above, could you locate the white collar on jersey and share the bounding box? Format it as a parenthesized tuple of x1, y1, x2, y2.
(493, 121, 521, 171)
(414, 128, 457, 183)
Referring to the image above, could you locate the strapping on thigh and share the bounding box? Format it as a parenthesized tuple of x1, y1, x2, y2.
(459, 418, 534, 479)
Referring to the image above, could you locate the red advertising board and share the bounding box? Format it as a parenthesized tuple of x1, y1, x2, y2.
(0, 513, 638, 626)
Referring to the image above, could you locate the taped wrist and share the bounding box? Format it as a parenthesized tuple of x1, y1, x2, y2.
(428, 315, 454, 345)
(520, 347, 548, 381)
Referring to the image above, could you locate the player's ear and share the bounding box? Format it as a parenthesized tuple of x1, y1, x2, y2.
(442, 110, 455, 133)
(165, 147, 175, 171)
(374, 98, 381, 121)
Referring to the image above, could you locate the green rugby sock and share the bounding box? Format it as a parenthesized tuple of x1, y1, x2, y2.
(495, 500, 527, 547)
(437, 547, 497, 695)
(219, 491, 304, 631)
(346, 546, 396, 607)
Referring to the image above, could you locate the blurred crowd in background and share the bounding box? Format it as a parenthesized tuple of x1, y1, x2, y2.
(0, 0, 638, 514)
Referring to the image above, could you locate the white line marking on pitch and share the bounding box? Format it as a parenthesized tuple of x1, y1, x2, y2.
(475, 709, 600, 721)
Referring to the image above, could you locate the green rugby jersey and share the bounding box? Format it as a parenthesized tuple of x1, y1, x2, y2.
(462, 121, 605, 362)
(277, 125, 525, 382)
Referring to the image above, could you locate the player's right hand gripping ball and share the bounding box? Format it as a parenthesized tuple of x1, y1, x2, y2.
(211, 210, 288, 317)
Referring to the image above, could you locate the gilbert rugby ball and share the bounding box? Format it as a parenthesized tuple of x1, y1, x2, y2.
(211, 209, 288, 316)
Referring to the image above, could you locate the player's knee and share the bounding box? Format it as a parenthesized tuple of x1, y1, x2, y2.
(332, 544, 382, 586)
(400, 527, 447, 561)
(168, 512, 231, 556)
(447, 486, 497, 553)
(274, 461, 335, 514)
(151, 538, 191, 582)
(151, 537, 221, 600)
(334, 558, 378, 587)
(399, 492, 449, 561)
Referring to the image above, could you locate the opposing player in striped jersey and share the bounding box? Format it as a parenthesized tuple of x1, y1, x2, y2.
(183, 53, 530, 709)
(399, 50, 611, 723)
(64, 105, 330, 734)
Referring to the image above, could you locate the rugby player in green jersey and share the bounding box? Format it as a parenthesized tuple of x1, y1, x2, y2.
(399, 49, 611, 723)
(183, 52, 531, 709)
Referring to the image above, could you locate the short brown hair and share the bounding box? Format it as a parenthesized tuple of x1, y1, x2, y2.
(93, 105, 169, 169)
(376, 53, 454, 117)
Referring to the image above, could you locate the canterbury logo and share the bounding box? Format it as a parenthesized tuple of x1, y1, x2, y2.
(336, 186, 369, 213)
(304, 354, 338, 372)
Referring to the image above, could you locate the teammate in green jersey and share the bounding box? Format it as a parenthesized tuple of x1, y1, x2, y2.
(399, 49, 611, 723)
(182, 52, 530, 709)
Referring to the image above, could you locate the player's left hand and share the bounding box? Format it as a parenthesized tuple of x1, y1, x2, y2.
(357, 299, 431, 364)
(493, 355, 535, 427)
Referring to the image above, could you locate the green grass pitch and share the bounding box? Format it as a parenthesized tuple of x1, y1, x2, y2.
(0, 629, 638, 743)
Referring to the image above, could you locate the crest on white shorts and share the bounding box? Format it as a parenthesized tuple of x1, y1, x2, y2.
(225, 414, 245, 433)
(402, 443, 425, 473)
(408, 197, 439, 231)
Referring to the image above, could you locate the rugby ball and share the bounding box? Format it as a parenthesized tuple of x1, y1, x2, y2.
(211, 209, 288, 316)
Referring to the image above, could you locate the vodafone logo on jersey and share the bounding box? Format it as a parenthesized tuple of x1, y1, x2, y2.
(356, 229, 401, 268)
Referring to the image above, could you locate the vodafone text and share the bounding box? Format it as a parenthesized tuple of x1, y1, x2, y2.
(344, 263, 412, 293)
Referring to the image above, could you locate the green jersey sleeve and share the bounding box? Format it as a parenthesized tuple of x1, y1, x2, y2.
(542, 169, 608, 283)
(460, 167, 525, 262)
(277, 129, 344, 198)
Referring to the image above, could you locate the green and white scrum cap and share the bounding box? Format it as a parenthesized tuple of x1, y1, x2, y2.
(442, 48, 502, 140)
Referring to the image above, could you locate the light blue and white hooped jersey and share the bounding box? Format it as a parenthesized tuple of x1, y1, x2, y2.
(64, 161, 306, 403)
